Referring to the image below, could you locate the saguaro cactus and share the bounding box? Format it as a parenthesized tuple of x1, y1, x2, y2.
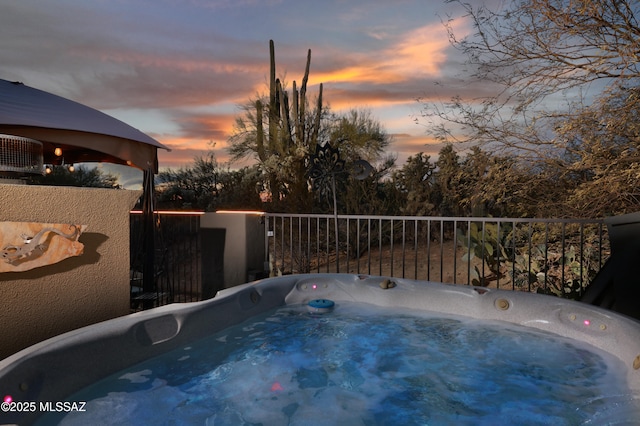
(254, 40, 325, 208)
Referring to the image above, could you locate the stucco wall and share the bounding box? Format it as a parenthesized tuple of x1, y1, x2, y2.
(200, 212, 265, 290)
(0, 184, 140, 359)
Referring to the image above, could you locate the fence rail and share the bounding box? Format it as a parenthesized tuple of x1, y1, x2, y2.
(264, 214, 609, 299)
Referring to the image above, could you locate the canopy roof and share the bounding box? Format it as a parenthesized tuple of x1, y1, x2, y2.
(0, 79, 169, 172)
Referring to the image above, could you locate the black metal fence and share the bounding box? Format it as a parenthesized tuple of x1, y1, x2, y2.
(130, 212, 610, 310)
(264, 214, 610, 299)
(130, 211, 203, 311)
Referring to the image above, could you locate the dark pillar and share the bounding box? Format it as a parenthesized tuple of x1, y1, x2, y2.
(200, 228, 226, 299)
(141, 169, 155, 309)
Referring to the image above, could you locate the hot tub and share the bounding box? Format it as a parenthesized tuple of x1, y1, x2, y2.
(1, 274, 639, 424)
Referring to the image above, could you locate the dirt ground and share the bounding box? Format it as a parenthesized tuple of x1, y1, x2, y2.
(274, 240, 519, 291)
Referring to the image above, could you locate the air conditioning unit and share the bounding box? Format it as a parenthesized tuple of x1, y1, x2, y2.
(0, 134, 44, 184)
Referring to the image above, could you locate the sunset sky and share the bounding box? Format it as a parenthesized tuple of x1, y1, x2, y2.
(0, 0, 487, 187)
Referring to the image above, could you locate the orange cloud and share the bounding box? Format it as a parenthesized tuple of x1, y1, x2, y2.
(386, 25, 451, 77)
(310, 20, 466, 88)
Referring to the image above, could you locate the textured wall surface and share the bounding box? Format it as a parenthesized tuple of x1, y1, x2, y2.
(0, 184, 141, 359)
(201, 212, 265, 289)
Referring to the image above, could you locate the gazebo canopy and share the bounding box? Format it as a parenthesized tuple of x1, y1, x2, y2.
(0, 79, 169, 172)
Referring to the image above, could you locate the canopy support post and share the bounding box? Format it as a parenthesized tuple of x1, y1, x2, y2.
(142, 168, 156, 309)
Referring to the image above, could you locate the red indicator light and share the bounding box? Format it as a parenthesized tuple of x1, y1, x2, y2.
(584, 320, 591, 326)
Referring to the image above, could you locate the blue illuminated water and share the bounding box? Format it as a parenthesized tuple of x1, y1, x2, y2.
(43, 302, 637, 425)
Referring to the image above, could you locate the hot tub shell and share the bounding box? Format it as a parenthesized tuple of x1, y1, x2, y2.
(1, 274, 639, 424)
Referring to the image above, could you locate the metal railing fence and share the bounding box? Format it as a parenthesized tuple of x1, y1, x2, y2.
(129, 212, 610, 310)
(130, 211, 202, 310)
(264, 214, 609, 299)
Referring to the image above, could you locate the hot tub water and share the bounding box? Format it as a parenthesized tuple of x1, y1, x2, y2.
(39, 301, 636, 425)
